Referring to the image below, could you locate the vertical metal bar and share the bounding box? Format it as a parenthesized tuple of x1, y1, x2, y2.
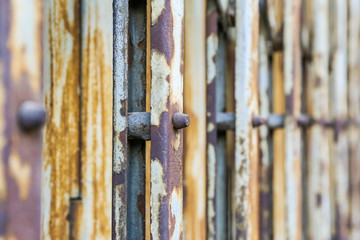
(127, 1, 147, 239)
(300, 0, 312, 238)
(225, 26, 235, 239)
(113, 0, 128, 239)
(348, 0, 360, 238)
(0, 0, 43, 239)
(265, 1, 286, 239)
(233, 0, 260, 238)
(183, 0, 207, 239)
(272, 51, 286, 240)
(283, 0, 302, 239)
(42, 0, 81, 238)
(307, 0, 331, 238)
(206, 0, 218, 238)
(216, 31, 228, 240)
(258, 21, 272, 240)
(329, 0, 349, 238)
(150, 0, 184, 239)
(78, 0, 113, 238)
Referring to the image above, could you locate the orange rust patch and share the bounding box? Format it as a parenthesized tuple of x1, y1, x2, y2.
(42, 0, 81, 238)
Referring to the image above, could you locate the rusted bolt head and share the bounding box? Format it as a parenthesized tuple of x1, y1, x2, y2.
(172, 113, 190, 130)
(17, 101, 46, 132)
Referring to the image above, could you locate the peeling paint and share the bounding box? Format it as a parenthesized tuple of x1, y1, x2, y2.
(170, 188, 182, 240)
(151, 0, 166, 25)
(206, 34, 218, 84)
(234, 0, 260, 238)
(207, 144, 216, 238)
(150, 159, 167, 240)
(150, 50, 170, 127)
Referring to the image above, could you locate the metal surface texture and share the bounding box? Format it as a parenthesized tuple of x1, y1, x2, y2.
(150, 0, 184, 239)
(0, 0, 43, 239)
(233, 0, 260, 238)
(113, 0, 128, 239)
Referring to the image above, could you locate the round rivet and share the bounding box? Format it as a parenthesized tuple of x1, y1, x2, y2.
(17, 101, 46, 131)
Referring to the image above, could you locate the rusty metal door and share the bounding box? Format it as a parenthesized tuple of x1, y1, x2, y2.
(2, 0, 360, 240)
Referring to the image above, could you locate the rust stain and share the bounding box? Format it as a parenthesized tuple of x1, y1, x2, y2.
(183, 0, 207, 239)
(76, 1, 113, 239)
(42, 0, 81, 238)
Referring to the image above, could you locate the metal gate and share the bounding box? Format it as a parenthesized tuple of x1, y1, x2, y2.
(1, 0, 360, 239)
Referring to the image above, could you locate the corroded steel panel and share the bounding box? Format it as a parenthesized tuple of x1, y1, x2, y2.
(206, 0, 218, 239)
(0, 0, 43, 239)
(42, 0, 81, 238)
(283, 0, 302, 239)
(112, 0, 128, 239)
(233, 0, 260, 238)
(77, 0, 113, 239)
(150, 0, 184, 239)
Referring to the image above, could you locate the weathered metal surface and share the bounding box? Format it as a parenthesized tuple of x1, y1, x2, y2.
(113, 0, 128, 239)
(78, 0, 113, 238)
(150, 0, 184, 239)
(42, 0, 81, 238)
(206, 0, 218, 238)
(0, 0, 43, 239)
(258, 21, 272, 240)
(329, 0, 349, 238)
(348, 0, 360, 238)
(283, 0, 302, 239)
(306, 0, 332, 238)
(233, 0, 260, 238)
(127, 2, 147, 238)
(184, 0, 207, 239)
(128, 112, 151, 141)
